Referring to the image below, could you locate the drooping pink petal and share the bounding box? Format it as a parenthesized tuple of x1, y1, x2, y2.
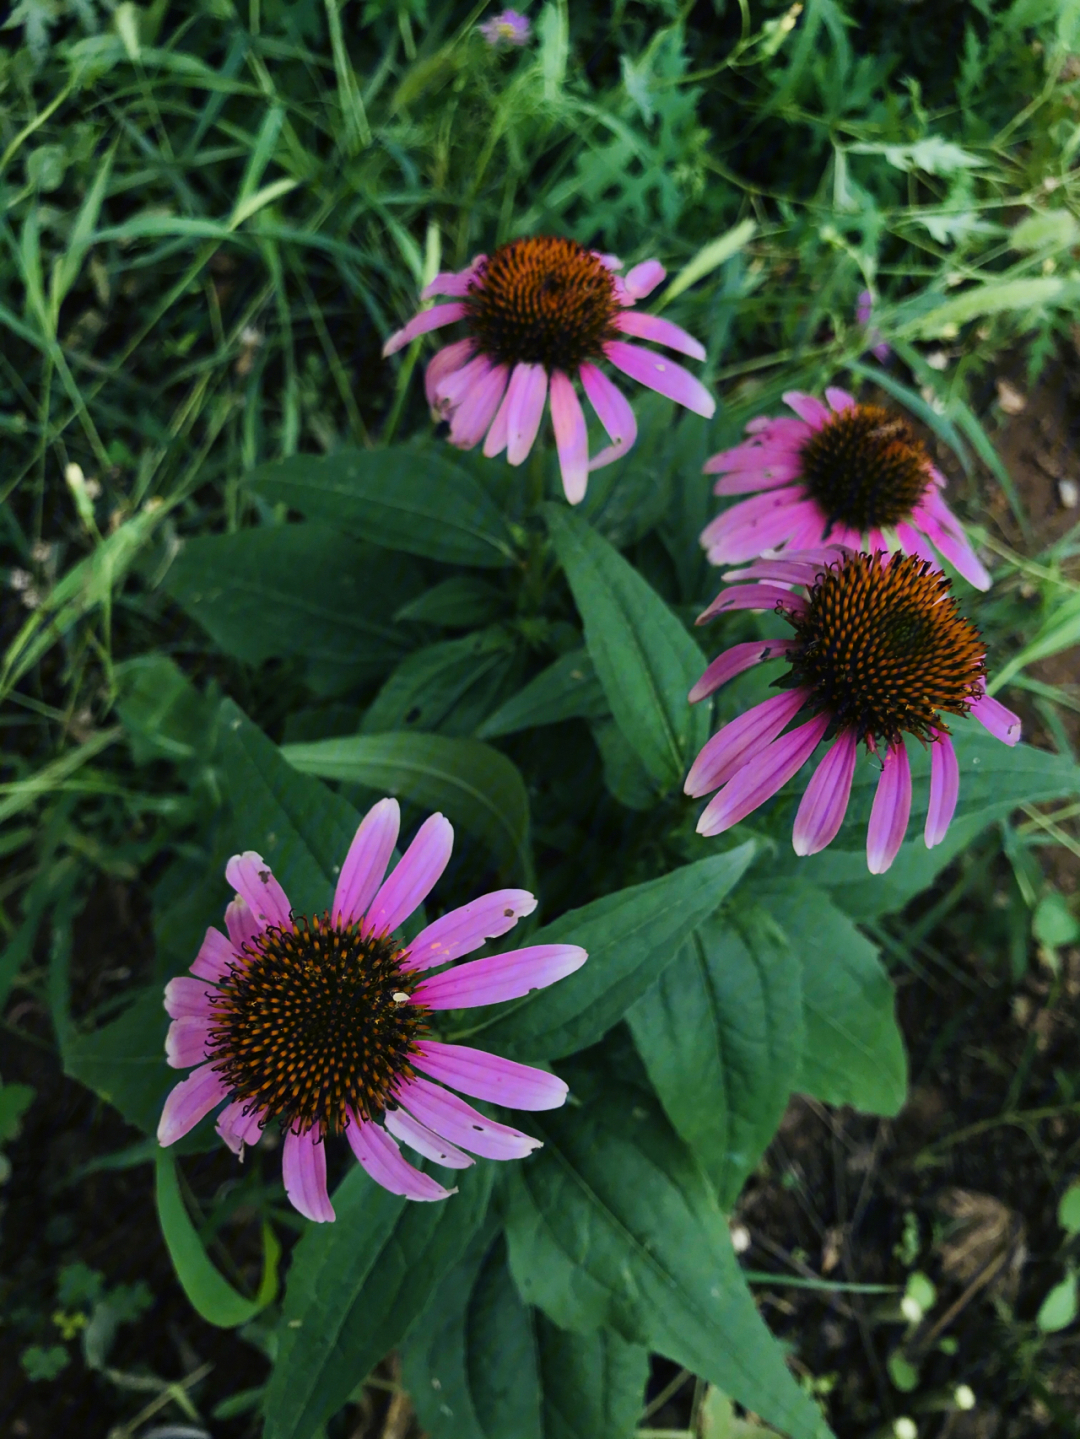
(224, 852, 292, 932)
(689, 638, 797, 704)
(166, 1016, 212, 1069)
(165, 976, 216, 1020)
(505, 362, 548, 465)
(783, 509, 830, 552)
(483, 382, 512, 458)
(613, 311, 706, 361)
(792, 728, 858, 856)
(699, 486, 806, 549)
(449, 363, 510, 450)
(579, 363, 637, 470)
(420, 259, 484, 300)
(596, 252, 623, 271)
(414, 1040, 569, 1111)
(346, 1117, 454, 1201)
(434, 352, 492, 409)
(894, 520, 942, 572)
(157, 1063, 228, 1147)
(710, 464, 804, 496)
(684, 688, 811, 796)
(401, 889, 537, 971)
(825, 386, 857, 412)
(364, 814, 454, 938)
(703, 495, 825, 567)
(549, 370, 589, 503)
(696, 582, 806, 624)
(704, 439, 805, 475)
(282, 1126, 335, 1223)
(411, 944, 587, 1010)
(333, 797, 400, 927)
(425, 339, 476, 407)
(720, 559, 824, 586)
(190, 927, 234, 982)
(623, 259, 665, 299)
(382, 303, 467, 358)
(925, 732, 960, 848)
(866, 741, 913, 875)
(782, 390, 831, 428)
(971, 692, 1021, 746)
(224, 899, 260, 955)
(604, 341, 715, 418)
(696, 712, 831, 837)
(216, 1100, 265, 1157)
(397, 1077, 541, 1160)
(384, 1107, 475, 1169)
(913, 497, 992, 591)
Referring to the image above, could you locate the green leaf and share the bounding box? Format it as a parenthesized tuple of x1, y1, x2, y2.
(545, 505, 708, 791)
(264, 1162, 493, 1439)
(504, 1073, 832, 1439)
(361, 628, 519, 737)
(760, 881, 906, 1116)
(63, 985, 173, 1137)
(477, 651, 609, 740)
(161, 524, 420, 694)
(248, 443, 515, 568)
(0, 1081, 35, 1143)
(280, 731, 531, 883)
(395, 576, 506, 629)
(628, 907, 804, 1208)
(590, 719, 662, 811)
(155, 1149, 278, 1327)
(1058, 1182, 1080, 1237)
(1037, 1269, 1078, 1333)
(536, 1314, 647, 1439)
(466, 1236, 544, 1439)
(459, 846, 757, 1063)
(114, 655, 219, 765)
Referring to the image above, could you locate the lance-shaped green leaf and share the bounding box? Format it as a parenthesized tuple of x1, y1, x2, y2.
(457, 846, 756, 1063)
(477, 650, 609, 739)
(248, 443, 515, 568)
(264, 1163, 493, 1439)
(544, 505, 709, 790)
(628, 907, 803, 1209)
(504, 1074, 832, 1439)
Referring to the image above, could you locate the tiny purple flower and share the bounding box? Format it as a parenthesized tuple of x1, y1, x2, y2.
(480, 9, 531, 47)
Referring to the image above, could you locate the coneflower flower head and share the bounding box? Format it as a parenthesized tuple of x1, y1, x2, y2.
(479, 9, 531, 46)
(701, 388, 991, 591)
(383, 235, 714, 504)
(687, 550, 1020, 874)
(158, 798, 586, 1221)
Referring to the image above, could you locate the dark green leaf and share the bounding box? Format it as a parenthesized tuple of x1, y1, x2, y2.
(545, 506, 708, 791)
(248, 444, 515, 568)
(63, 985, 172, 1137)
(458, 846, 756, 1063)
(504, 1075, 832, 1439)
(628, 907, 804, 1208)
(536, 1314, 647, 1439)
(467, 1237, 544, 1439)
(281, 731, 531, 883)
(395, 577, 506, 628)
(361, 628, 519, 737)
(590, 719, 661, 811)
(161, 524, 420, 694)
(477, 651, 609, 740)
(264, 1163, 493, 1439)
(114, 655, 219, 765)
(574, 393, 677, 549)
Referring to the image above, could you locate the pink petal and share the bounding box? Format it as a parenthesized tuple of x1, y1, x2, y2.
(971, 692, 1021, 746)
(782, 390, 831, 428)
(282, 1126, 335, 1223)
(595, 251, 623, 271)
(549, 370, 589, 503)
(224, 899, 260, 955)
(397, 1077, 541, 1160)
(506, 362, 548, 465)
(696, 582, 806, 624)
(783, 509, 830, 552)
(420, 259, 484, 300)
(165, 976, 216, 1019)
(604, 341, 714, 418)
(719, 559, 823, 586)
(411, 944, 587, 1010)
(710, 463, 804, 496)
(894, 520, 942, 572)
(346, 1117, 454, 1201)
(157, 1063, 227, 1147)
(925, 731, 960, 849)
(704, 439, 804, 474)
(414, 1040, 569, 1111)
(688, 638, 797, 704)
(699, 485, 806, 547)
(191, 926, 235, 981)
(333, 798, 401, 927)
(384, 1107, 475, 1169)
(425, 339, 476, 407)
(684, 688, 811, 797)
(224, 852, 292, 932)
(700, 492, 817, 565)
(614, 310, 705, 361)
(579, 363, 637, 470)
(825, 386, 857, 412)
(364, 813, 454, 938)
(382, 303, 467, 358)
(401, 889, 537, 971)
(483, 380, 512, 458)
(624, 259, 666, 299)
(449, 363, 510, 450)
(866, 741, 913, 875)
(434, 352, 491, 409)
(696, 712, 831, 837)
(166, 1016, 212, 1069)
(216, 1100, 265, 1157)
(913, 500, 992, 591)
(792, 728, 858, 856)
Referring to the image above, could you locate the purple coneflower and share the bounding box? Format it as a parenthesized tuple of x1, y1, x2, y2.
(479, 9, 531, 46)
(157, 799, 585, 1222)
(383, 235, 714, 504)
(686, 549, 1021, 874)
(700, 388, 991, 591)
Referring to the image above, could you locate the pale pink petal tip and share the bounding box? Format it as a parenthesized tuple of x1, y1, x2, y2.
(792, 728, 858, 857)
(624, 258, 666, 299)
(415, 1040, 569, 1111)
(157, 1063, 227, 1147)
(224, 898, 260, 954)
(413, 943, 587, 1010)
(282, 1126, 336, 1223)
(505, 362, 548, 466)
(382, 302, 467, 358)
(971, 691, 1021, 746)
(579, 363, 637, 471)
(605, 340, 714, 418)
(925, 732, 960, 849)
(398, 1077, 541, 1160)
(347, 1118, 454, 1202)
(549, 369, 589, 504)
(190, 925, 235, 982)
(782, 390, 831, 428)
(403, 889, 537, 972)
(224, 852, 292, 931)
(166, 1017, 212, 1069)
(614, 310, 706, 362)
(333, 797, 400, 927)
(866, 741, 913, 875)
(364, 813, 454, 939)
